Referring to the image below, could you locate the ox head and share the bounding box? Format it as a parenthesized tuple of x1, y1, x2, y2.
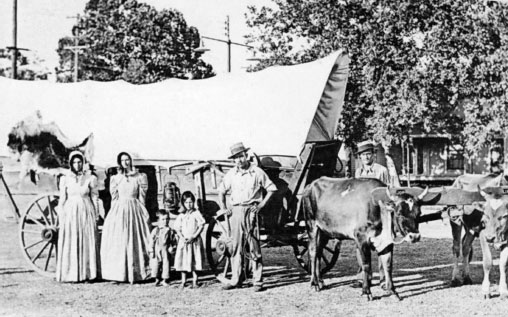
(479, 188, 508, 250)
(373, 187, 430, 244)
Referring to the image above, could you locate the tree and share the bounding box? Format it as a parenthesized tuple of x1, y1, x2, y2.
(56, 0, 214, 83)
(246, 0, 508, 155)
(0, 48, 51, 80)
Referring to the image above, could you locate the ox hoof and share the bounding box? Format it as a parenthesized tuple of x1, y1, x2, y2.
(313, 285, 323, 292)
(392, 292, 402, 301)
(383, 290, 402, 301)
(450, 279, 461, 288)
(351, 281, 363, 289)
(380, 282, 387, 291)
(362, 291, 373, 301)
(462, 277, 473, 285)
(483, 293, 491, 300)
(311, 281, 324, 292)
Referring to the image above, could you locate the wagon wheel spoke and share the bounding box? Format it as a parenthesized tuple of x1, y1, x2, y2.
(26, 212, 46, 229)
(24, 239, 45, 251)
(44, 243, 54, 271)
(220, 258, 231, 278)
(324, 246, 334, 253)
(215, 221, 229, 236)
(216, 254, 226, 265)
(21, 229, 41, 234)
(35, 201, 50, 226)
(321, 256, 330, 267)
(32, 241, 51, 263)
(210, 231, 221, 240)
(48, 195, 56, 225)
(297, 246, 308, 259)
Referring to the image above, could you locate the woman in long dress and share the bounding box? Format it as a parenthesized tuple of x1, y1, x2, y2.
(56, 151, 100, 282)
(100, 152, 151, 283)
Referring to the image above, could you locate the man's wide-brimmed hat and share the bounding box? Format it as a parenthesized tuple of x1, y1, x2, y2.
(357, 140, 375, 154)
(229, 142, 250, 159)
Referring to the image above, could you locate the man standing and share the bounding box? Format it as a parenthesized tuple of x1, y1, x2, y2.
(218, 142, 277, 292)
(354, 140, 392, 288)
(355, 140, 391, 185)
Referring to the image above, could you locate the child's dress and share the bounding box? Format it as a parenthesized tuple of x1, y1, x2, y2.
(149, 226, 174, 280)
(174, 208, 205, 272)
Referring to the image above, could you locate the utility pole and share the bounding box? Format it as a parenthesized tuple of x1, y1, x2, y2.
(64, 14, 88, 82)
(11, 0, 17, 79)
(7, 0, 28, 79)
(225, 15, 231, 73)
(201, 16, 253, 73)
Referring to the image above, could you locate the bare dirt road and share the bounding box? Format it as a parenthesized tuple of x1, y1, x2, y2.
(1, 218, 506, 316)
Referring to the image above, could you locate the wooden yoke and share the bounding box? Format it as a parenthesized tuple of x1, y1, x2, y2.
(418, 187, 488, 224)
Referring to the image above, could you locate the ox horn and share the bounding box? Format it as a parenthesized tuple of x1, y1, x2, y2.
(417, 186, 429, 200)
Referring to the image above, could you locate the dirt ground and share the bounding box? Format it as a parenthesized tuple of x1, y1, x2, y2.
(1, 216, 507, 317)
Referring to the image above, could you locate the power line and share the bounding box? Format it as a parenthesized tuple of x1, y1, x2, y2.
(64, 14, 88, 82)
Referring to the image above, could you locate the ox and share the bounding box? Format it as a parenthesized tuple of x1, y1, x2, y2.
(446, 173, 508, 287)
(478, 188, 508, 298)
(302, 177, 429, 300)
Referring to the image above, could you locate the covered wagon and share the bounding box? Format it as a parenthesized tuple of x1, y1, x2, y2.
(0, 50, 350, 280)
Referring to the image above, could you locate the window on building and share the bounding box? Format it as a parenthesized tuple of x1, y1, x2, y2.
(447, 144, 464, 170)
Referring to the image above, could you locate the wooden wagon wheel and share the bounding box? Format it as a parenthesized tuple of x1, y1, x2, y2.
(205, 216, 234, 284)
(19, 194, 59, 277)
(292, 231, 341, 275)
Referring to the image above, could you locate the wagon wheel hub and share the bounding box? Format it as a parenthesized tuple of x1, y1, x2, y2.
(215, 238, 233, 257)
(41, 227, 58, 244)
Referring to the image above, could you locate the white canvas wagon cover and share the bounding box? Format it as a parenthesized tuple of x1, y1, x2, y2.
(0, 50, 349, 166)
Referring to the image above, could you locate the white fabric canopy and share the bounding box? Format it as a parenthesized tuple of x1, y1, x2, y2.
(0, 50, 349, 167)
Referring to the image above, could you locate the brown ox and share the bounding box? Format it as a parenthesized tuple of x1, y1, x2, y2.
(478, 188, 508, 298)
(447, 174, 507, 287)
(302, 177, 428, 300)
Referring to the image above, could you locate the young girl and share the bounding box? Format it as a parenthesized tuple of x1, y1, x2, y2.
(174, 191, 205, 288)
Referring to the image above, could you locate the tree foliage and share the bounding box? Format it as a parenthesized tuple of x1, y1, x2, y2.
(56, 0, 214, 83)
(246, 0, 508, 156)
(0, 49, 51, 80)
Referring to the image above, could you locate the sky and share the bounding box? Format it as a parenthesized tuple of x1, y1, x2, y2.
(0, 0, 272, 75)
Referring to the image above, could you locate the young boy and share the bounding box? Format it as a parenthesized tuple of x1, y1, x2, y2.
(149, 210, 174, 286)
